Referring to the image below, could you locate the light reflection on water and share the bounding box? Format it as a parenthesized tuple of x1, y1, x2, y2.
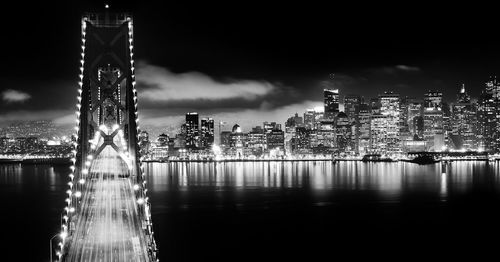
(0, 161, 499, 261)
(145, 161, 500, 202)
(0, 163, 59, 190)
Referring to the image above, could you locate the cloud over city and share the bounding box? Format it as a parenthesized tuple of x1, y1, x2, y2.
(136, 61, 277, 102)
(2, 89, 31, 103)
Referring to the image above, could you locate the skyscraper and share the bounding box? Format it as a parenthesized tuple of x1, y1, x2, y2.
(379, 91, 401, 154)
(370, 114, 388, 154)
(451, 85, 476, 150)
(423, 91, 444, 151)
(292, 127, 311, 154)
(335, 112, 353, 154)
(477, 77, 499, 151)
(407, 99, 423, 137)
(185, 112, 199, 149)
(358, 103, 371, 155)
(200, 117, 215, 149)
(344, 94, 362, 121)
(324, 88, 339, 119)
(303, 108, 323, 130)
(344, 94, 362, 153)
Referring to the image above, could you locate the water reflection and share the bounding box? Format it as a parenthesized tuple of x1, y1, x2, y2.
(145, 161, 500, 202)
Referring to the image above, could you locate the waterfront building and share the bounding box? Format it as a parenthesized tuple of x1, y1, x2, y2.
(185, 112, 200, 149)
(220, 131, 232, 149)
(292, 127, 311, 154)
(266, 129, 285, 151)
(247, 128, 267, 156)
(200, 117, 215, 149)
(312, 120, 335, 154)
(358, 103, 371, 155)
(477, 78, 497, 151)
(335, 112, 353, 154)
(379, 91, 401, 154)
(451, 85, 477, 150)
(423, 91, 444, 151)
(229, 124, 247, 157)
(369, 114, 388, 154)
(407, 99, 423, 137)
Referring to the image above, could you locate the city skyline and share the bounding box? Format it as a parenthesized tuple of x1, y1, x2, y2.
(2, 4, 500, 262)
(2, 2, 500, 131)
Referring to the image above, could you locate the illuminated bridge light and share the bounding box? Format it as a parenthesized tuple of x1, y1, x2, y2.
(55, 13, 158, 262)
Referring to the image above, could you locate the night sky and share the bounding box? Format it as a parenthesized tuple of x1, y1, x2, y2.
(1, 1, 499, 132)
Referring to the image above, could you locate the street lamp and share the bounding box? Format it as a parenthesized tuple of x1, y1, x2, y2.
(49, 233, 60, 262)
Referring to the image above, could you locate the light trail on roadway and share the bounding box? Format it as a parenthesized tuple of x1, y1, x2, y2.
(64, 147, 150, 262)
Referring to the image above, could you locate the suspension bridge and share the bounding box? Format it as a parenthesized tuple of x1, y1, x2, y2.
(50, 10, 158, 262)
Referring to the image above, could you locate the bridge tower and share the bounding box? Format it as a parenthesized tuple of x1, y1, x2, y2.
(51, 9, 158, 262)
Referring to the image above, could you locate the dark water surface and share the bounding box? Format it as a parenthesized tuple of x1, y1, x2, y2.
(1, 161, 500, 261)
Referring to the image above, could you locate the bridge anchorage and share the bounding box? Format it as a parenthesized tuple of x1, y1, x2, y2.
(50, 10, 159, 262)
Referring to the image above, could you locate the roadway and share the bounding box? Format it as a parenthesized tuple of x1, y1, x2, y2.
(64, 147, 150, 262)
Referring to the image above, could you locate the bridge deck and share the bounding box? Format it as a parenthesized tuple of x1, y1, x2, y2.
(64, 147, 150, 262)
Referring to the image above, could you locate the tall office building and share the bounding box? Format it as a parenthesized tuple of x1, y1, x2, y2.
(292, 127, 311, 154)
(358, 103, 371, 155)
(267, 129, 285, 151)
(185, 112, 199, 149)
(344, 94, 362, 153)
(370, 114, 388, 154)
(451, 85, 476, 150)
(477, 77, 499, 151)
(303, 108, 323, 130)
(324, 88, 340, 119)
(379, 91, 401, 154)
(344, 94, 362, 121)
(423, 91, 444, 151)
(200, 117, 215, 149)
(407, 99, 423, 137)
(336, 112, 353, 154)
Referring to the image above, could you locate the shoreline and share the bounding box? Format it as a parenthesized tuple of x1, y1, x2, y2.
(0, 158, 71, 165)
(143, 158, 493, 163)
(0, 157, 494, 165)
